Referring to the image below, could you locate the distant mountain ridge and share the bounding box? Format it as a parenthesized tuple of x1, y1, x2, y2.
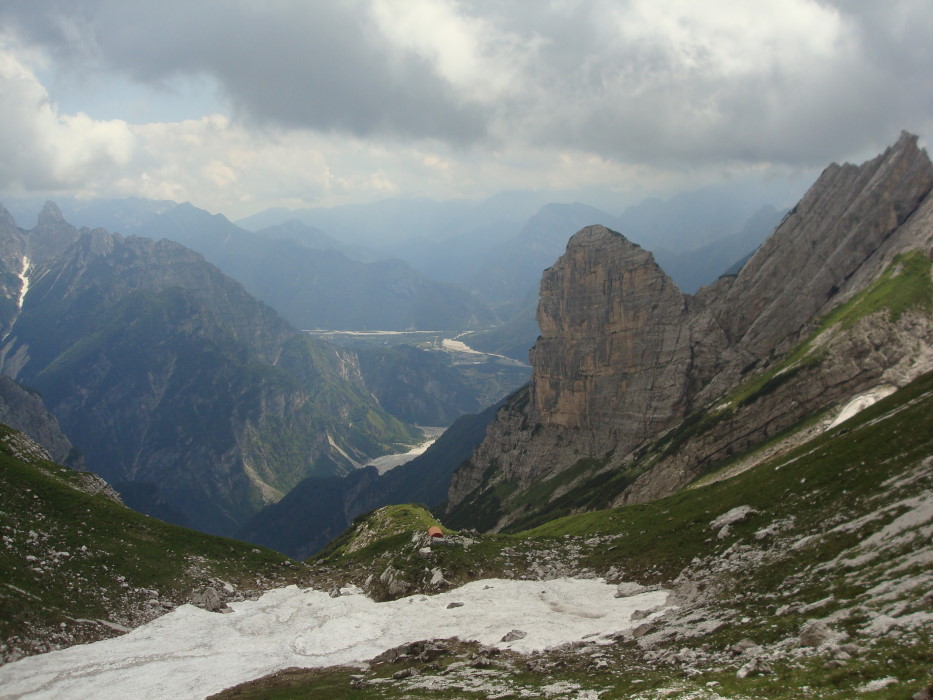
(9, 198, 498, 332)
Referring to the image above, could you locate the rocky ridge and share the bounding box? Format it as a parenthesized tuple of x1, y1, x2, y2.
(447, 131, 933, 531)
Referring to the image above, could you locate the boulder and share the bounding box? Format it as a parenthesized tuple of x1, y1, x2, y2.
(730, 638, 760, 656)
(799, 619, 835, 647)
(737, 657, 772, 678)
(430, 568, 447, 588)
(632, 623, 654, 638)
(501, 629, 527, 642)
(710, 506, 757, 531)
(191, 587, 224, 612)
(667, 580, 702, 606)
(614, 581, 649, 598)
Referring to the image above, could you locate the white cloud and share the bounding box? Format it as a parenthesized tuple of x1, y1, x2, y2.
(0, 43, 135, 192)
(369, 0, 535, 103)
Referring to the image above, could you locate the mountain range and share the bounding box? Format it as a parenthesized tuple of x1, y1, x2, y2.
(235, 131, 933, 561)
(0, 133, 930, 698)
(0, 203, 430, 535)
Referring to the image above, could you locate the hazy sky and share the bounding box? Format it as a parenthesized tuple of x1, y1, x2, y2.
(0, 0, 930, 219)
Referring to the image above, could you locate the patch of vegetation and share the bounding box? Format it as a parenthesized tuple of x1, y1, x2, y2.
(502, 457, 633, 533)
(444, 459, 516, 532)
(0, 427, 311, 660)
(316, 504, 444, 561)
(821, 250, 933, 329)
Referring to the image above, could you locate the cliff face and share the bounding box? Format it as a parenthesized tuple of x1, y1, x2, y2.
(531, 226, 691, 443)
(448, 132, 933, 531)
(0, 376, 82, 468)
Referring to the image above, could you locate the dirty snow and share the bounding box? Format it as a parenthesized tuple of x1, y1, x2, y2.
(829, 386, 897, 428)
(0, 578, 668, 700)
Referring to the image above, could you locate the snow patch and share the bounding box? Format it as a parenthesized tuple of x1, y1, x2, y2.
(16, 256, 30, 310)
(829, 386, 897, 429)
(0, 578, 667, 700)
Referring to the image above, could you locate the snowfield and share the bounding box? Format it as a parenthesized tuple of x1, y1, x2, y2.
(0, 578, 668, 699)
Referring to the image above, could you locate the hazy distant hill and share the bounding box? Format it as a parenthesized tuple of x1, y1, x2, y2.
(253, 219, 347, 253)
(18, 199, 498, 332)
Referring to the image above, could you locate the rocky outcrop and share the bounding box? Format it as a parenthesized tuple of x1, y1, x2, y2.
(448, 132, 933, 530)
(689, 130, 933, 401)
(0, 376, 82, 468)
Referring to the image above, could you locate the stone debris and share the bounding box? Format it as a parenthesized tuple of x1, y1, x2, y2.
(501, 629, 528, 642)
(709, 505, 758, 531)
(191, 587, 225, 612)
(736, 656, 772, 679)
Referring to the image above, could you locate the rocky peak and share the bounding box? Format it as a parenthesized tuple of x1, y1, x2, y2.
(25, 201, 79, 266)
(530, 225, 690, 446)
(690, 130, 933, 399)
(37, 201, 66, 227)
(0, 203, 18, 232)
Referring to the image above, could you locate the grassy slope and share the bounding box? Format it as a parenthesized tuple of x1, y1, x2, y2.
(217, 368, 933, 699)
(0, 426, 314, 662)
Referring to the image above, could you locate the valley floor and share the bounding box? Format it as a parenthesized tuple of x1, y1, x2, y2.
(361, 426, 446, 474)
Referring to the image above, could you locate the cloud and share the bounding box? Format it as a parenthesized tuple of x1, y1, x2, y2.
(0, 0, 929, 215)
(0, 1, 491, 144)
(0, 44, 136, 191)
(485, 0, 932, 166)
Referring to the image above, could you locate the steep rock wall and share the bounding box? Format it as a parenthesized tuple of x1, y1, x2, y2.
(447, 132, 933, 530)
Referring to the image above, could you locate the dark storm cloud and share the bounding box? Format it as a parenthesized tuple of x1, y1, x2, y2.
(0, 1, 489, 143)
(475, 1, 933, 167)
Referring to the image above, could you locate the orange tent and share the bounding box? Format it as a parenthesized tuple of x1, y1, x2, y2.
(427, 526, 444, 538)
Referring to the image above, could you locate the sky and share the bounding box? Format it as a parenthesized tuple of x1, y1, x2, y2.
(0, 0, 930, 220)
